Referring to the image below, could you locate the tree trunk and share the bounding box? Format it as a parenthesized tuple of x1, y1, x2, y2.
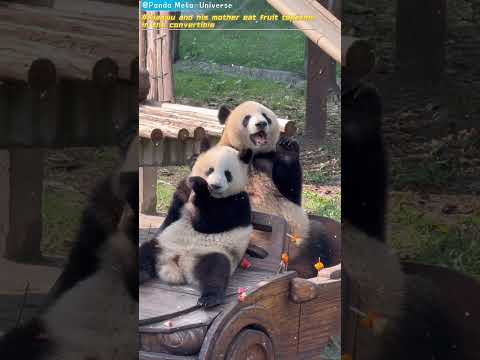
(396, 0, 446, 83)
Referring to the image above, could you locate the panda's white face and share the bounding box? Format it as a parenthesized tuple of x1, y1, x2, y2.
(190, 146, 249, 198)
(219, 101, 280, 154)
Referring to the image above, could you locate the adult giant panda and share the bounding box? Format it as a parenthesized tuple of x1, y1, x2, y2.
(216, 101, 339, 277)
(0, 130, 139, 360)
(143, 145, 253, 307)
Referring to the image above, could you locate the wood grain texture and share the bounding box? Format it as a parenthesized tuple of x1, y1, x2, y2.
(0, 1, 136, 82)
(266, 0, 341, 63)
(199, 272, 300, 360)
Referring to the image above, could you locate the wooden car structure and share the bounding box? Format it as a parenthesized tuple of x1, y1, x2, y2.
(139, 212, 341, 360)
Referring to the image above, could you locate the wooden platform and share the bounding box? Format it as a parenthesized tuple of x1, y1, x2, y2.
(0, 258, 61, 331)
(139, 102, 297, 167)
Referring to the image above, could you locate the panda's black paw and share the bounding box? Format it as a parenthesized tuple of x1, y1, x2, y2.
(198, 293, 224, 308)
(277, 137, 300, 154)
(188, 176, 209, 195)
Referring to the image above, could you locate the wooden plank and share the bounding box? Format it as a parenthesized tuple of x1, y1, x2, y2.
(199, 272, 299, 360)
(140, 166, 158, 215)
(266, 0, 341, 63)
(140, 267, 276, 324)
(0, 2, 136, 82)
(4, 149, 44, 261)
(297, 281, 341, 358)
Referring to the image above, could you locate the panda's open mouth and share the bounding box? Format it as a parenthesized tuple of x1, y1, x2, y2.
(250, 131, 268, 146)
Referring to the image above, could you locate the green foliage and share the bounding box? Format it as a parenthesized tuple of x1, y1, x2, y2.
(156, 183, 341, 222)
(174, 69, 305, 124)
(303, 191, 341, 221)
(179, 0, 305, 72)
(42, 188, 85, 256)
(389, 206, 480, 278)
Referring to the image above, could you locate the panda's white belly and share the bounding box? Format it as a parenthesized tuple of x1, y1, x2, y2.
(155, 215, 252, 283)
(247, 171, 310, 240)
(42, 267, 137, 360)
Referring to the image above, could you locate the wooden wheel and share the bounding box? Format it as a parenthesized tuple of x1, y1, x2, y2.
(226, 329, 274, 360)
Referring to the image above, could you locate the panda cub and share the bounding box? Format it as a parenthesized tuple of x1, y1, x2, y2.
(152, 145, 253, 307)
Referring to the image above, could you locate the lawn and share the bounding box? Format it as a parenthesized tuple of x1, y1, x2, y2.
(387, 192, 480, 279)
(156, 181, 341, 221)
(178, 0, 306, 73)
(174, 67, 306, 126)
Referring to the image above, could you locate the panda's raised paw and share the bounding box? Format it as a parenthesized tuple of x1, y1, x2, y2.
(197, 293, 224, 308)
(188, 176, 209, 195)
(277, 137, 300, 154)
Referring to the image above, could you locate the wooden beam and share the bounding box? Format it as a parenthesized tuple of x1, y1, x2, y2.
(0, 2, 137, 82)
(289, 265, 341, 303)
(266, 0, 341, 63)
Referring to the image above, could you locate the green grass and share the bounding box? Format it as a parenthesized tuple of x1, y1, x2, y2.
(42, 188, 86, 256)
(156, 182, 176, 214)
(178, 0, 305, 72)
(303, 191, 341, 221)
(156, 182, 341, 221)
(304, 170, 331, 186)
(389, 206, 480, 278)
(392, 160, 456, 190)
(180, 31, 305, 73)
(174, 68, 305, 123)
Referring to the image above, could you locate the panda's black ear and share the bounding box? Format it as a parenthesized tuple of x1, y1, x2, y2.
(218, 105, 231, 125)
(200, 137, 211, 153)
(238, 149, 253, 164)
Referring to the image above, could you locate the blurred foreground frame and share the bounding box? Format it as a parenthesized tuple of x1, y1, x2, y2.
(343, 0, 480, 359)
(0, 0, 137, 330)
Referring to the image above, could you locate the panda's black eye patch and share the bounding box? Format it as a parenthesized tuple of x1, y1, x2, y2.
(242, 115, 251, 127)
(206, 167, 214, 176)
(262, 113, 272, 125)
(225, 170, 232, 182)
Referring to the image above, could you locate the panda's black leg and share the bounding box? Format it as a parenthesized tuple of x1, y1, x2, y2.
(139, 239, 159, 284)
(194, 253, 231, 308)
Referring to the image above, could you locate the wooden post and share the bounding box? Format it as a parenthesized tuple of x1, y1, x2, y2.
(305, 0, 340, 95)
(0, 151, 9, 256)
(171, 12, 181, 63)
(4, 149, 44, 261)
(396, 0, 446, 83)
(305, 39, 328, 140)
(157, 14, 175, 103)
(140, 166, 157, 215)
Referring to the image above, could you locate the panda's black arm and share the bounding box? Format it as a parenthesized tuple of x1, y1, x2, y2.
(158, 178, 191, 232)
(271, 137, 303, 205)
